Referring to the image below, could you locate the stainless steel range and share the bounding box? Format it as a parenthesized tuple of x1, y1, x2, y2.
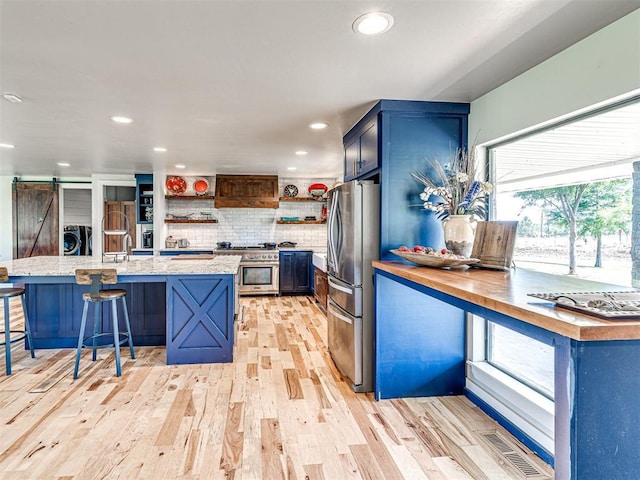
(214, 246, 279, 295)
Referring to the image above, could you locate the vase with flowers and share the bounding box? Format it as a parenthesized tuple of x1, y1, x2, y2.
(411, 145, 492, 257)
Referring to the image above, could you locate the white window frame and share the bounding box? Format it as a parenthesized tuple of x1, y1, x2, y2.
(467, 94, 640, 461)
(465, 314, 555, 454)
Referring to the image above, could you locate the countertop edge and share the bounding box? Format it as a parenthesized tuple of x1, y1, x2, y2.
(1, 255, 242, 277)
(373, 260, 640, 342)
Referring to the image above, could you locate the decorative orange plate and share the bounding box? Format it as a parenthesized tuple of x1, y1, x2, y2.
(308, 183, 328, 194)
(194, 178, 209, 195)
(309, 183, 328, 199)
(166, 176, 187, 195)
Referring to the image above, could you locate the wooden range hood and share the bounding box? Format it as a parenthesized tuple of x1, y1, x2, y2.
(214, 174, 279, 208)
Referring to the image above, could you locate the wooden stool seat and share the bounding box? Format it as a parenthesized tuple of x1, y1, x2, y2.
(0, 267, 35, 375)
(73, 269, 135, 379)
(0, 287, 26, 298)
(81, 289, 127, 301)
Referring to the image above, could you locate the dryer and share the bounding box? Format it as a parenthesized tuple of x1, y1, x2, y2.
(63, 225, 81, 255)
(79, 226, 93, 255)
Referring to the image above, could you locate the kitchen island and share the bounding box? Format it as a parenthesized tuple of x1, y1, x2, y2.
(2, 255, 241, 365)
(373, 261, 640, 480)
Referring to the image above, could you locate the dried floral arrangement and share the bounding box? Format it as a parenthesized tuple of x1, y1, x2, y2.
(411, 146, 493, 220)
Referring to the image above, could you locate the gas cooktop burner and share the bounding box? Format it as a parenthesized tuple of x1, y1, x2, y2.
(215, 246, 280, 264)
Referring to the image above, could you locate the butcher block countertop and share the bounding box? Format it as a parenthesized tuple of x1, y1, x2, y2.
(1, 255, 242, 277)
(373, 261, 640, 341)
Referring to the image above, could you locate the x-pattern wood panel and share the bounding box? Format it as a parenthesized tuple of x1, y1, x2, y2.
(166, 276, 232, 364)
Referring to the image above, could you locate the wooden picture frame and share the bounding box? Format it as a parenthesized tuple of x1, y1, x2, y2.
(470, 221, 519, 270)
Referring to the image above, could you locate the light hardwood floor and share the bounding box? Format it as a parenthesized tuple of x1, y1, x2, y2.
(0, 295, 554, 479)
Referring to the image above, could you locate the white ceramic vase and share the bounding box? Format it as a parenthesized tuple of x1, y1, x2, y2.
(443, 215, 475, 257)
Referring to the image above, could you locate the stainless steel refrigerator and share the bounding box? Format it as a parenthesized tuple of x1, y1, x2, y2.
(326, 180, 379, 392)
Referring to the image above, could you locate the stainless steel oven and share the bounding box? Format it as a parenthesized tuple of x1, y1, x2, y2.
(238, 262, 279, 295)
(215, 246, 279, 296)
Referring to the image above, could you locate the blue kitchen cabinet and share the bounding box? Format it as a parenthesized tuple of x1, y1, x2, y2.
(24, 280, 166, 347)
(159, 250, 214, 256)
(343, 100, 469, 259)
(279, 251, 313, 294)
(344, 117, 378, 181)
(135, 173, 154, 225)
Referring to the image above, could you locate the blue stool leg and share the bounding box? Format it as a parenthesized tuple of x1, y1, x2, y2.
(21, 294, 35, 358)
(74, 300, 89, 379)
(4, 298, 11, 375)
(92, 300, 100, 362)
(112, 299, 122, 377)
(120, 296, 135, 360)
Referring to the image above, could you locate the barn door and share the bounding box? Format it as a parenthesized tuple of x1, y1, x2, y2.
(12, 182, 60, 258)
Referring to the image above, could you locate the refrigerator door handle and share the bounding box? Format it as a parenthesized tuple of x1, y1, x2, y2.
(328, 303, 353, 325)
(327, 193, 339, 271)
(328, 276, 353, 295)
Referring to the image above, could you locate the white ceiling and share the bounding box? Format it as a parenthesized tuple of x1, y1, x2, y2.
(1, 0, 639, 179)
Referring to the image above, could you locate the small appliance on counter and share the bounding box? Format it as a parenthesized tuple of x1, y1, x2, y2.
(142, 230, 153, 248)
(165, 236, 178, 248)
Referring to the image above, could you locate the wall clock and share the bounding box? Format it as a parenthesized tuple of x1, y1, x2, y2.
(284, 184, 299, 197)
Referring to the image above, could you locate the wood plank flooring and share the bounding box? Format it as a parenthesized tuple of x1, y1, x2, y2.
(0, 295, 554, 479)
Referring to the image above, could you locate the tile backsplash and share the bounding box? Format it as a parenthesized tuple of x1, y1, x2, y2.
(163, 177, 336, 250)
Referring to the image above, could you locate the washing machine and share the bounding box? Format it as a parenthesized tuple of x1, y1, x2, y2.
(63, 225, 81, 255)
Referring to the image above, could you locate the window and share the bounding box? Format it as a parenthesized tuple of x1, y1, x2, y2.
(486, 323, 554, 399)
(466, 98, 640, 455)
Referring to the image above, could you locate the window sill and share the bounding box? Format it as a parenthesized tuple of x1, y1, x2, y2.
(466, 360, 554, 454)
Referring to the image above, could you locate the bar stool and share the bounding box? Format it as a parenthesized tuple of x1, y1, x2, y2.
(0, 267, 35, 375)
(73, 269, 135, 379)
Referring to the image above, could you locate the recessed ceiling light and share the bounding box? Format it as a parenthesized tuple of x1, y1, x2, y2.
(295, 150, 308, 155)
(57, 162, 70, 167)
(0, 143, 15, 149)
(153, 147, 167, 152)
(309, 122, 328, 130)
(353, 12, 394, 35)
(175, 164, 186, 169)
(2, 93, 22, 103)
(287, 167, 297, 171)
(110, 115, 133, 124)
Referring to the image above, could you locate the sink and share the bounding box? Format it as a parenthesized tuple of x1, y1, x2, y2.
(312, 252, 327, 272)
(170, 254, 216, 260)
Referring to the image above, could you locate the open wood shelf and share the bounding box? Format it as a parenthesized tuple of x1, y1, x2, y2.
(277, 220, 326, 225)
(164, 219, 218, 224)
(279, 196, 325, 202)
(165, 195, 215, 200)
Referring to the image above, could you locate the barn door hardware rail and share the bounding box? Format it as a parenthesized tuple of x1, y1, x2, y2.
(12, 177, 92, 191)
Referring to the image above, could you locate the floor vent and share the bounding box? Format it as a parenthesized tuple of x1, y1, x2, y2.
(481, 432, 551, 479)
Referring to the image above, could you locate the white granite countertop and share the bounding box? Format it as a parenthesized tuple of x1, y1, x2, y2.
(159, 246, 323, 252)
(0, 255, 242, 277)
